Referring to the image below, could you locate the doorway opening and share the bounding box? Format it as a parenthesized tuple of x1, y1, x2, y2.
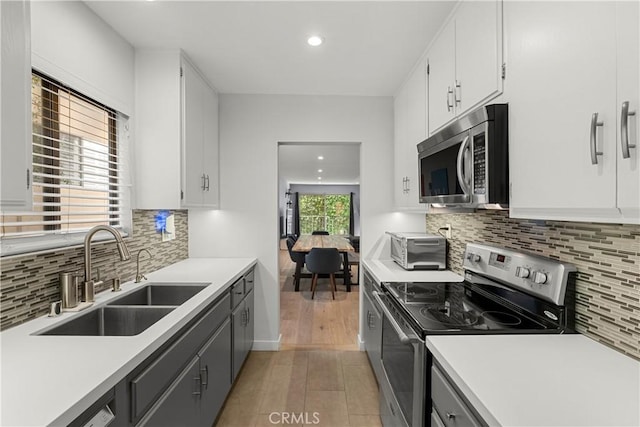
(277, 142, 361, 350)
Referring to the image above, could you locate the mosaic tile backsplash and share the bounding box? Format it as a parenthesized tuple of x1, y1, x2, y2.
(426, 210, 640, 360)
(0, 210, 188, 330)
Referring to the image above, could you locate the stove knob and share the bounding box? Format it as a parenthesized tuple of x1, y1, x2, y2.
(532, 271, 548, 284)
(516, 266, 531, 279)
(466, 253, 481, 263)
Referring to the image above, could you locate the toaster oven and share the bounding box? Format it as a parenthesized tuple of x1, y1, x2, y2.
(387, 232, 446, 270)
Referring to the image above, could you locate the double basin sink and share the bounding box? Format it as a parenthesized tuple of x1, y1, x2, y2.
(38, 284, 208, 337)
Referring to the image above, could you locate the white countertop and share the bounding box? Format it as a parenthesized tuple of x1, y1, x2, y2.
(362, 258, 464, 283)
(426, 334, 640, 427)
(0, 257, 257, 427)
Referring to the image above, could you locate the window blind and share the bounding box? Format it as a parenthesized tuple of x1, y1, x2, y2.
(0, 71, 128, 240)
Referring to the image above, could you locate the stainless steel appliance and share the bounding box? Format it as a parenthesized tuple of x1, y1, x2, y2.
(417, 104, 508, 208)
(375, 243, 576, 427)
(387, 232, 446, 270)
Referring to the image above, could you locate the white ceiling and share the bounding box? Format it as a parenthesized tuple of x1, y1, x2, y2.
(86, 0, 455, 96)
(86, 1, 454, 186)
(279, 144, 360, 185)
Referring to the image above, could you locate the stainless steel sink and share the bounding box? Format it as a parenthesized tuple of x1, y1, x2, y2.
(38, 306, 175, 336)
(107, 284, 208, 306)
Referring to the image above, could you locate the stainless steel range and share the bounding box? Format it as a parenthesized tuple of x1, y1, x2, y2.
(374, 243, 577, 427)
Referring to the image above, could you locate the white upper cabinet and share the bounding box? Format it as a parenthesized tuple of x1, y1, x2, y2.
(394, 56, 427, 211)
(1, 0, 32, 211)
(181, 57, 219, 208)
(134, 50, 219, 210)
(427, 0, 503, 134)
(506, 1, 639, 224)
(427, 20, 456, 133)
(615, 1, 639, 222)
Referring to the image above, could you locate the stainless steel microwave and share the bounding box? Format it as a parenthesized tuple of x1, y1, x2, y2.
(417, 104, 509, 208)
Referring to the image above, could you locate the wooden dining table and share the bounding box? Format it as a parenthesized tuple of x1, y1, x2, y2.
(291, 234, 355, 292)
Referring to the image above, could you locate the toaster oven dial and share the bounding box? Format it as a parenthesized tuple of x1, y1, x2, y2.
(532, 271, 548, 285)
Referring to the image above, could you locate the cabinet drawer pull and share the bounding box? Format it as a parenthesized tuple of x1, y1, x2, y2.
(446, 412, 456, 420)
(621, 101, 636, 159)
(590, 112, 604, 165)
(200, 365, 209, 389)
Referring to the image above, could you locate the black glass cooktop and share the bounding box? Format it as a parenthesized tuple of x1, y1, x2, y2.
(383, 280, 560, 335)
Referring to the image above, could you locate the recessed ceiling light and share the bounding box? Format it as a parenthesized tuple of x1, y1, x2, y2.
(318, 169, 323, 173)
(317, 156, 324, 160)
(307, 36, 324, 47)
(317, 177, 322, 180)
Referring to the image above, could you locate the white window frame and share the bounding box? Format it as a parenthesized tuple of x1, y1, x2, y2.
(0, 71, 132, 258)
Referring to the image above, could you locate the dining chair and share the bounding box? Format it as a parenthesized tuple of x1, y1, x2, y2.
(286, 237, 306, 289)
(305, 247, 342, 299)
(311, 230, 329, 235)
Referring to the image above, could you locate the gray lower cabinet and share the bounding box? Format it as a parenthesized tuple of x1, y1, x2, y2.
(199, 319, 232, 424)
(362, 290, 382, 382)
(431, 364, 484, 427)
(137, 356, 201, 427)
(232, 287, 254, 381)
(138, 319, 232, 427)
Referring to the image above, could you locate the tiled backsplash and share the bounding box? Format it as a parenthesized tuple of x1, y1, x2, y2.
(426, 210, 640, 361)
(0, 210, 188, 330)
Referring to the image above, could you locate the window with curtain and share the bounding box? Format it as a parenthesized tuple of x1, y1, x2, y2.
(0, 71, 130, 253)
(298, 194, 350, 235)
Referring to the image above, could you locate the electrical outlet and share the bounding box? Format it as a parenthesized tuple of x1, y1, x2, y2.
(444, 223, 452, 239)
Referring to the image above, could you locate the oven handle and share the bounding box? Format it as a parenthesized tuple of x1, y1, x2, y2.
(372, 291, 422, 344)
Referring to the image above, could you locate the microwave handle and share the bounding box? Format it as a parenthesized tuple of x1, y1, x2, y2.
(413, 241, 441, 246)
(456, 135, 472, 195)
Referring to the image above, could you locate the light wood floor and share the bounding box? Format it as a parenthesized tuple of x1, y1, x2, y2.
(279, 245, 360, 350)
(214, 245, 380, 427)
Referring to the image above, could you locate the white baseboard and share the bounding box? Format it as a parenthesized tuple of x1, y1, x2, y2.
(357, 334, 365, 351)
(252, 334, 282, 351)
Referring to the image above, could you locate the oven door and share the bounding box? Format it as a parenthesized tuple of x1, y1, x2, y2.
(418, 129, 473, 205)
(373, 291, 425, 427)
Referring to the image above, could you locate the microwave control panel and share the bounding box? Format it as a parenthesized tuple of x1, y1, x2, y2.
(473, 133, 486, 194)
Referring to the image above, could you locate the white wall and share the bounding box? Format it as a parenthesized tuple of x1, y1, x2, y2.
(31, 1, 134, 115)
(189, 94, 426, 349)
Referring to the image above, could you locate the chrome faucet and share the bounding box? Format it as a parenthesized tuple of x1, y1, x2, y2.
(83, 225, 131, 302)
(135, 248, 152, 283)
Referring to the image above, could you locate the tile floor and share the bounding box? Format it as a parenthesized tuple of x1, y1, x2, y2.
(214, 245, 381, 427)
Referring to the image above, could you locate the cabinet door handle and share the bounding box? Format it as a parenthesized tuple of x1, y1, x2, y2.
(590, 112, 604, 165)
(205, 174, 210, 191)
(201, 173, 207, 191)
(192, 376, 201, 396)
(200, 365, 209, 389)
(454, 80, 461, 106)
(246, 306, 250, 324)
(446, 87, 454, 112)
(621, 101, 636, 159)
(446, 412, 456, 420)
